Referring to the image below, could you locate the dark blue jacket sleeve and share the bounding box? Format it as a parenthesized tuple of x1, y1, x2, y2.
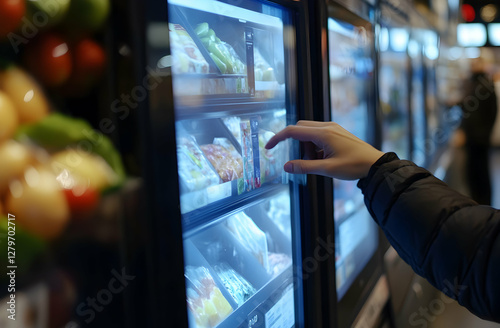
(357, 153, 500, 322)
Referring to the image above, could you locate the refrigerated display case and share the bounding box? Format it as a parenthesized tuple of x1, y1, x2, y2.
(408, 29, 427, 167)
(142, 0, 314, 327)
(378, 0, 411, 160)
(328, 12, 378, 300)
(325, 2, 389, 328)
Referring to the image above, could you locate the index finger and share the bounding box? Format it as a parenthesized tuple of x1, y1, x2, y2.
(265, 125, 322, 149)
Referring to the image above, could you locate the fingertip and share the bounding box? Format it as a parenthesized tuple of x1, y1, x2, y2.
(284, 162, 293, 173)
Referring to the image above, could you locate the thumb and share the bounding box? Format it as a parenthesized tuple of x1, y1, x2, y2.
(284, 159, 328, 176)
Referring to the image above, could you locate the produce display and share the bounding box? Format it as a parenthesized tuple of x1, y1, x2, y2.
(0, 1, 120, 326)
(185, 266, 233, 328)
(194, 22, 246, 75)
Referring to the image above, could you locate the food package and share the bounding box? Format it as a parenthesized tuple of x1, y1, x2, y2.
(225, 212, 269, 272)
(185, 266, 233, 328)
(267, 193, 292, 239)
(268, 253, 292, 277)
(240, 119, 261, 191)
(169, 23, 209, 74)
(259, 129, 280, 182)
(221, 117, 241, 146)
(213, 262, 257, 306)
(254, 47, 275, 81)
(194, 22, 246, 75)
(177, 135, 220, 192)
(200, 140, 243, 183)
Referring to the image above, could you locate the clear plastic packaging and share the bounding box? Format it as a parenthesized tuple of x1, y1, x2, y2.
(221, 117, 242, 146)
(169, 23, 209, 74)
(177, 135, 221, 192)
(213, 262, 257, 306)
(200, 141, 243, 183)
(225, 212, 270, 272)
(185, 266, 233, 328)
(268, 252, 292, 277)
(259, 129, 280, 182)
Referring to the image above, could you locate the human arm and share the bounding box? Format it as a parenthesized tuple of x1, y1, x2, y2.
(267, 120, 500, 322)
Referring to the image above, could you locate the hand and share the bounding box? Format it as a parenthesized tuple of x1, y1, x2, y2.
(265, 120, 385, 180)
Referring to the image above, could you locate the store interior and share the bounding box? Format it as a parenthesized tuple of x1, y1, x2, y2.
(0, 0, 500, 327)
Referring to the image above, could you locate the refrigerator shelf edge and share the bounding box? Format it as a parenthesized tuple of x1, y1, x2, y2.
(168, 0, 283, 29)
(174, 98, 286, 120)
(214, 268, 294, 328)
(182, 184, 288, 238)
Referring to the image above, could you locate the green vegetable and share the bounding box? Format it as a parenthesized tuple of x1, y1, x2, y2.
(207, 29, 216, 41)
(200, 37, 211, 47)
(210, 53, 227, 74)
(15, 113, 126, 181)
(195, 22, 209, 38)
(208, 42, 234, 74)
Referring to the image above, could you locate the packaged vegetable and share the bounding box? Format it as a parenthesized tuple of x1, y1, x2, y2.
(225, 212, 269, 272)
(213, 262, 256, 306)
(177, 136, 220, 192)
(169, 23, 209, 74)
(195, 22, 246, 75)
(185, 266, 232, 328)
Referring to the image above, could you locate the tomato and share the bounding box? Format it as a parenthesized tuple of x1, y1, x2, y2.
(0, 0, 25, 39)
(23, 33, 73, 88)
(63, 185, 100, 220)
(62, 37, 106, 97)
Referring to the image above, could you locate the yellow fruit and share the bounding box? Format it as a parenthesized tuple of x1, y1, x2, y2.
(0, 91, 18, 143)
(0, 66, 50, 123)
(5, 167, 69, 239)
(50, 149, 118, 190)
(211, 288, 232, 317)
(202, 298, 220, 327)
(0, 140, 32, 194)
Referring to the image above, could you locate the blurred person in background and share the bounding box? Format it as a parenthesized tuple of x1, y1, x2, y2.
(455, 56, 497, 205)
(490, 71, 500, 146)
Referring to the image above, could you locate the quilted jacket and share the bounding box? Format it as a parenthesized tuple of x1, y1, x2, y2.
(357, 152, 500, 322)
